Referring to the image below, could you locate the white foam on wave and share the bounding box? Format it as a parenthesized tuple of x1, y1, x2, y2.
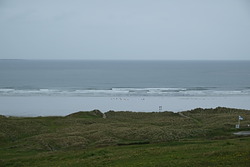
(0, 89, 15, 93)
(0, 88, 250, 97)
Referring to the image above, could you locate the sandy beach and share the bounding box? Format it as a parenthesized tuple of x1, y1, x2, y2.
(1, 95, 250, 116)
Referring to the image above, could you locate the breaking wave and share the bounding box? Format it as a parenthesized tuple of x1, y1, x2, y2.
(0, 87, 250, 97)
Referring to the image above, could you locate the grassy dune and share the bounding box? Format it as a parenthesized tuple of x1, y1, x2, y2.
(0, 107, 250, 166)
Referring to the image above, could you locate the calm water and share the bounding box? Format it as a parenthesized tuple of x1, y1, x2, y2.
(0, 60, 250, 97)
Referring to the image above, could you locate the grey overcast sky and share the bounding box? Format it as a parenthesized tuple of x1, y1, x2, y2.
(0, 0, 250, 60)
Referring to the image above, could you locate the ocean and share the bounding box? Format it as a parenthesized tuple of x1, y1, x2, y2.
(1, 60, 250, 116)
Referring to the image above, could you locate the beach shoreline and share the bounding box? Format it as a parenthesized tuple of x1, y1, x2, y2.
(1, 95, 250, 117)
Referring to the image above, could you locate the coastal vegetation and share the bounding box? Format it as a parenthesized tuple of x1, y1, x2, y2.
(0, 107, 250, 166)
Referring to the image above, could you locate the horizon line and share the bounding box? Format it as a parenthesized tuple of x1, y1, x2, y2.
(1, 59, 250, 61)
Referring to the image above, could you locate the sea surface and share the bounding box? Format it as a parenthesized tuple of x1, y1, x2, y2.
(1, 60, 250, 116)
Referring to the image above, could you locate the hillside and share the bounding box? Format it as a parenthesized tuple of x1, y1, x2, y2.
(0, 107, 250, 166)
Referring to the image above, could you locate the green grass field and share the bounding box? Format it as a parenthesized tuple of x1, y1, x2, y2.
(1, 107, 250, 166)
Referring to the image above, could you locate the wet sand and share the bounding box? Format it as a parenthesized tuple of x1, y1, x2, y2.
(1, 95, 250, 116)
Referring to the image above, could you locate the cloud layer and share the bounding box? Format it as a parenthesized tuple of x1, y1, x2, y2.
(1, 0, 250, 60)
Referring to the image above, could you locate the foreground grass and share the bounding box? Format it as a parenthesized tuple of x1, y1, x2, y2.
(0, 107, 250, 166)
(1, 137, 249, 167)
